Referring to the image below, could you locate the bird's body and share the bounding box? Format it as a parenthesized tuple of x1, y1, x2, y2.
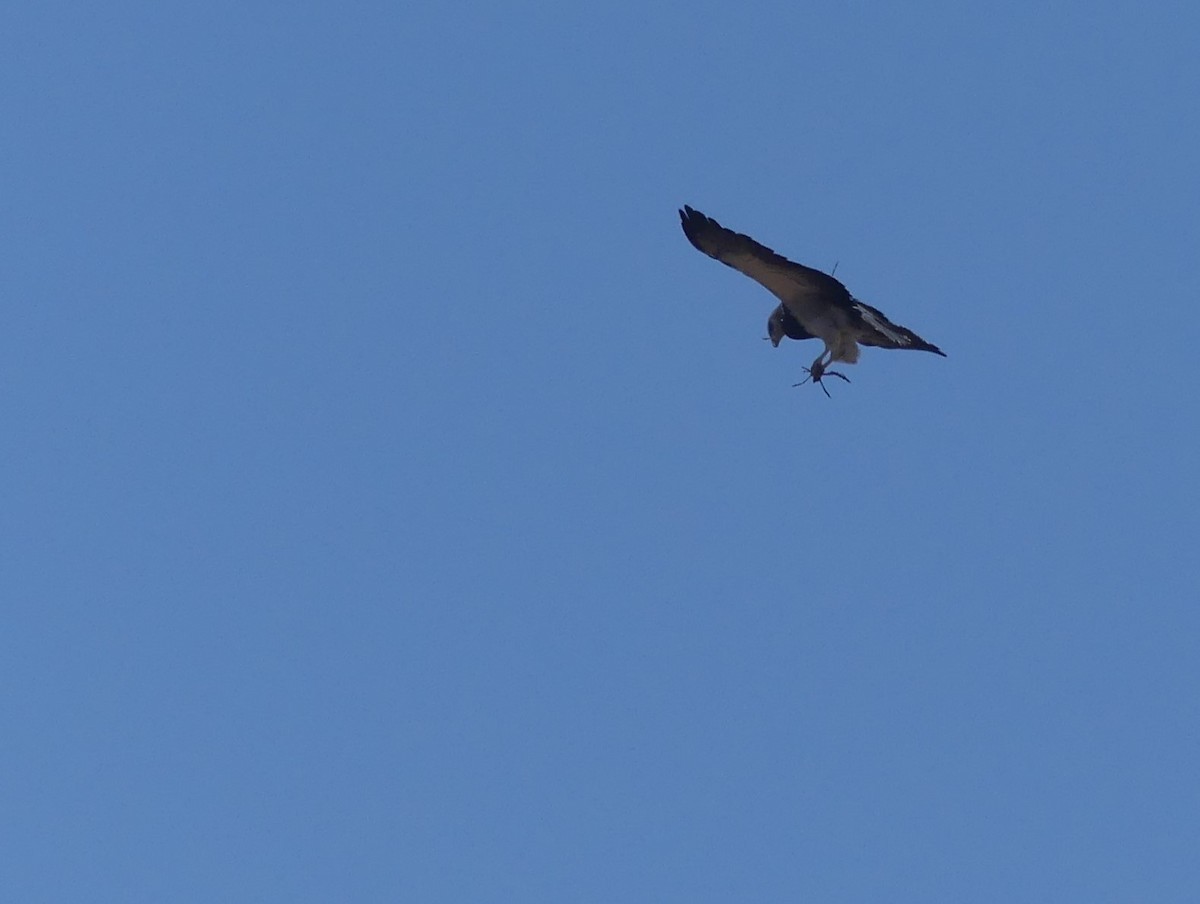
(678, 205, 945, 393)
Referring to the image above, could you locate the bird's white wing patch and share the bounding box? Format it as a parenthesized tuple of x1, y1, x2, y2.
(853, 303, 909, 345)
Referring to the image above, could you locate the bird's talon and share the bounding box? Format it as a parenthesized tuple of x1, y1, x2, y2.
(792, 366, 819, 388)
(793, 365, 849, 397)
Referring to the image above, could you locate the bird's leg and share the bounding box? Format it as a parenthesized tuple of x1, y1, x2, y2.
(812, 349, 851, 384)
(799, 350, 830, 382)
(809, 353, 827, 383)
(792, 351, 850, 396)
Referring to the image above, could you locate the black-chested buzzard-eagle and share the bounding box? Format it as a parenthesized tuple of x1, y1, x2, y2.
(679, 205, 945, 395)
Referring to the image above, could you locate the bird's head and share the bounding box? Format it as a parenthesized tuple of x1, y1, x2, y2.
(766, 308, 787, 347)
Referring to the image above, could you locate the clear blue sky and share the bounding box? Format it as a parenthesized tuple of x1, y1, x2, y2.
(4, 1, 1198, 901)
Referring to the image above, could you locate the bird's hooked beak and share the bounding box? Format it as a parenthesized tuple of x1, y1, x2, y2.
(766, 309, 786, 347)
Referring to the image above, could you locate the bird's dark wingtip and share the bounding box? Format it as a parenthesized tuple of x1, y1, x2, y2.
(678, 205, 713, 252)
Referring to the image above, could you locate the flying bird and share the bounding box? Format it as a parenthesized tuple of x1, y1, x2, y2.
(679, 205, 945, 395)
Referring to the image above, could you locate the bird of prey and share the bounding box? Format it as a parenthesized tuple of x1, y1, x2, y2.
(679, 205, 945, 395)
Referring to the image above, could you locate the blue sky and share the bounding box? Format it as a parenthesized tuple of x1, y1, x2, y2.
(4, 1, 1199, 901)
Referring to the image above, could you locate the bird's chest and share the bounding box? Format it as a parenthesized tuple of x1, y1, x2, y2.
(791, 303, 853, 345)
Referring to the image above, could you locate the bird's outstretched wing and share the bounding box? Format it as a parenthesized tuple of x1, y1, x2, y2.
(850, 301, 946, 356)
(679, 205, 852, 309)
